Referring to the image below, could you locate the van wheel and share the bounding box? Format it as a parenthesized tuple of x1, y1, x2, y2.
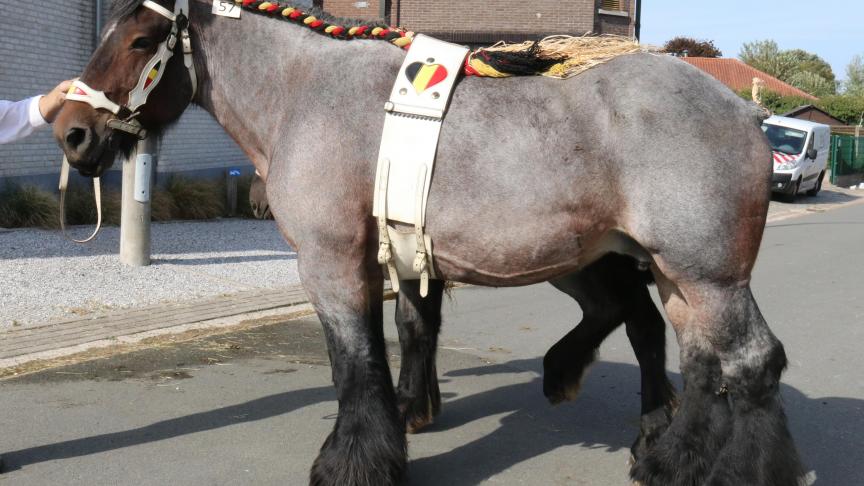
(783, 178, 801, 202)
(806, 172, 824, 197)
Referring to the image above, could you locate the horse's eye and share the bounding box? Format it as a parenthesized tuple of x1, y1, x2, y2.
(131, 37, 154, 50)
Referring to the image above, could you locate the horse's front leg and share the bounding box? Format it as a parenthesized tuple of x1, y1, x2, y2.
(302, 246, 406, 486)
(394, 279, 446, 434)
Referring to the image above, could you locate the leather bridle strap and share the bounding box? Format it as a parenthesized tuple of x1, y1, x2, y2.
(59, 157, 103, 244)
(65, 0, 196, 138)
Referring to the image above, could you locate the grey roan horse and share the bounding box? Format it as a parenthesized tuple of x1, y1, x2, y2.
(52, 1, 805, 484)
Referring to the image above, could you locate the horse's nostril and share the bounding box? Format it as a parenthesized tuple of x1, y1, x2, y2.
(65, 127, 88, 150)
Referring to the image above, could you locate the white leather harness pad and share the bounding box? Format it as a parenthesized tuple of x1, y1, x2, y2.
(373, 35, 469, 224)
(373, 35, 469, 295)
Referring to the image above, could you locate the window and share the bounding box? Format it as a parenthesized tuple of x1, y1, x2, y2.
(762, 125, 807, 155)
(598, 0, 628, 16)
(601, 0, 623, 11)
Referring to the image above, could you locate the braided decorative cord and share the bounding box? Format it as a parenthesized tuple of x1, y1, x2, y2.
(236, 1, 414, 48)
(234, 2, 642, 79)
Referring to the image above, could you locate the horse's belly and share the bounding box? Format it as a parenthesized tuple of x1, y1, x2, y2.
(428, 212, 611, 287)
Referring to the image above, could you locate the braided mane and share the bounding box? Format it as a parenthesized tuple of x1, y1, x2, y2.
(234, 1, 414, 48)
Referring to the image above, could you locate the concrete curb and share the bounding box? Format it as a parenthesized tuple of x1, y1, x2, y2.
(766, 190, 864, 223)
(0, 286, 309, 369)
(0, 284, 396, 371)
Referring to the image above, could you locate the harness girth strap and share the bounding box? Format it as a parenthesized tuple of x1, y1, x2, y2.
(413, 166, 430, 297)
(376, 158, 401, 292)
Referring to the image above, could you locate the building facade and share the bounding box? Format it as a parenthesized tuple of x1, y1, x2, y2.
(316, 0, 641, 44)
(0, 1, 251, 189)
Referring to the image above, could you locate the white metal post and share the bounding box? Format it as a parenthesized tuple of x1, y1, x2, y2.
(120, 137, 156, 267)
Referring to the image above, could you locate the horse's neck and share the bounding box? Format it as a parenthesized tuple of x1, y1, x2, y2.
(189, 4, 401, 177)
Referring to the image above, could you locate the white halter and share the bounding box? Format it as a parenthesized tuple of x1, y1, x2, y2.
(66, 0, 197, 139)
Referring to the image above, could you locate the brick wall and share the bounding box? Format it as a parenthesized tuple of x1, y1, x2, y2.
(0, 0, 95, 180)
(319, 0, 636, 42)
(320, 0, 385, 20)
(0, 2, 250, 185)
(393, 0, 597, 38)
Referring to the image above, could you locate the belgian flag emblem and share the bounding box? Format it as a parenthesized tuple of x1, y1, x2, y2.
(405, 62, 448, 95)
(143, 61, 162, 90)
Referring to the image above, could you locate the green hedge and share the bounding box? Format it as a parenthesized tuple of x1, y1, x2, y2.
(739, 89, 864, 125)
(0, 175, 257, 229)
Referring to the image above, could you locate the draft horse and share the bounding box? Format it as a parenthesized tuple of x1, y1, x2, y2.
(52, 1, 805, 484)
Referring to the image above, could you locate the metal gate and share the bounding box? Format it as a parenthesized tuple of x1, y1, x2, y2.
(830, 133, 864, 187)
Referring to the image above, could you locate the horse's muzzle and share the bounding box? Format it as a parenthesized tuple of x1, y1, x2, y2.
(62, 129, 114, 178)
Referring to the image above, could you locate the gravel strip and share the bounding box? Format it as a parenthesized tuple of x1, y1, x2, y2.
(0, 219, 298, 329)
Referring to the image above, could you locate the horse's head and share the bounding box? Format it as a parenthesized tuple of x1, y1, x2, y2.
(54, 0, 196, 177)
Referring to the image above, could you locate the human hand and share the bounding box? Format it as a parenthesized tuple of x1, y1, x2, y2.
(39, 79, 76, 123)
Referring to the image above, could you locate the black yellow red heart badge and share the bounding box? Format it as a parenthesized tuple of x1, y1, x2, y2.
(405, 62, 449, 95)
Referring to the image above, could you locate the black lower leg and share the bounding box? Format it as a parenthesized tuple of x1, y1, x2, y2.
(630, 350, 731, 486)
(394, 279, 445, 433)
(544, 255, 656, 405)
(309, 283, 406, 486)
(625, 286, 678, 462)
(542, 315, 620, 404)
(706, 341, 806, 486)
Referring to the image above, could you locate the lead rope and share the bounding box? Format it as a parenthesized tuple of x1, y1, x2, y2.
(59, 156, 103, 244)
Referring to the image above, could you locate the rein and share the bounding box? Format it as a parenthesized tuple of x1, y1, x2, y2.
(60, 0, 197, 244)
(58, 157, 103, 244)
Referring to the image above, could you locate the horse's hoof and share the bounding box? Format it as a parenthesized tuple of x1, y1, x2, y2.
(400, 396, 436, 434)
(543, 364, 590, 405)
(406, 413, 434, 434)
(311, 427, 407, 486)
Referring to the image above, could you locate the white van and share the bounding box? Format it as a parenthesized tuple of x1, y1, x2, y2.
(762, 116, 831, 198)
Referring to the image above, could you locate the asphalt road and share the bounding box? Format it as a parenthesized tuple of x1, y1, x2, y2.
(0, 202, 862, 485)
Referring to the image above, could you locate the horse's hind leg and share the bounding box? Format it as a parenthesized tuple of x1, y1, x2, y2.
(394, 279, 445, 433)
(543, 255, 676, 458)
(625, 280, 678, 464)
(631, 275, 804, 486)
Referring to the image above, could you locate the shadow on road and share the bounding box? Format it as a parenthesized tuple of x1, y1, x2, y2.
(2, 386, 334, 473)
(3, 359, 861, 485)
(413, 359, 863, 486)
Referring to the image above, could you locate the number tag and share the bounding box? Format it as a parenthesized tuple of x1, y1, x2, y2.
(212, 0, 241, 18)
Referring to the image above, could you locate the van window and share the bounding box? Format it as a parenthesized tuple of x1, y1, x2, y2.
(762, 125, 807, 155)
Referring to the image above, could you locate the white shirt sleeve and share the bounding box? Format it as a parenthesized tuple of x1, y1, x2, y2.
(0, 96, 48, 144)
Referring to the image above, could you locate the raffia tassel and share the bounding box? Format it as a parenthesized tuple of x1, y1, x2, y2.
(478, 34, 657, 79)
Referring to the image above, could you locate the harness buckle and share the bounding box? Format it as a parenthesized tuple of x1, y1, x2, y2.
(413, 250, 428, 274)
(106, 119, 148, 140)
(175, 13, 189, 31)
(167, 32, 178, 50)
